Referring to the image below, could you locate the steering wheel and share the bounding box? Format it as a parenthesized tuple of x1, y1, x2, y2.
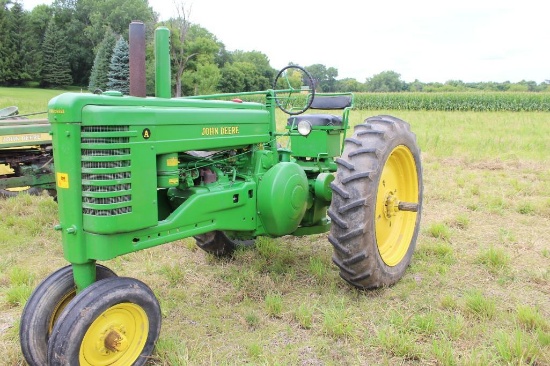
(273, 65, 315, 115)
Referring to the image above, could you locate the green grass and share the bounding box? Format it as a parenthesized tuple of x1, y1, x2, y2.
(494, 329, 541, 364)
(463, 289, 497, 320)
(0, 100, 549, 364)
(293, 302, 314, 329)
(424, 222, 452, 241)
(351, 110, 550, 161)
(264, 293, 283, 317)
(476, 246, 511, 274)
(432, 339, 457, 366)
(0, 87, 74, 117)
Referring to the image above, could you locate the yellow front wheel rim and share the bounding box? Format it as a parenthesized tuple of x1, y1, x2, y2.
(375, 145, 419, 266)
(48, 290, 76, 334)
(79, 303, 149, 366)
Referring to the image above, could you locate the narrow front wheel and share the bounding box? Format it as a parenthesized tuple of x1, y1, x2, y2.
(20, 264, 117, 366)
(47, 277, 161, 366)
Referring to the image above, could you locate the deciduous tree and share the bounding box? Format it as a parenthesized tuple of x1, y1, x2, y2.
(365, 70, 405, 92)
(305, 64, 339, 92)
(167, 2, 193, 97)
(218, 63, 245, 93)
(179, 25, 221, 95)
(231, 50, 273, 91)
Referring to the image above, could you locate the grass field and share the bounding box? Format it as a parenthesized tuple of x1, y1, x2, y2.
(0, 89, 549, 365)
(0, 87, 79, 118)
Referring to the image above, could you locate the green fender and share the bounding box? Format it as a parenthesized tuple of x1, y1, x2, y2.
(257, 162, 309, 236)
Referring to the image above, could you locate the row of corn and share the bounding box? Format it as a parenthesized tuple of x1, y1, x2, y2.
(232, 92, 550, 112)
(352, 92, 550, 111)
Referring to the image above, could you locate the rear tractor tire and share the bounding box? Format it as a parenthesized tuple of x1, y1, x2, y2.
(328, 115, 423, 289)
(195, 231, 255, 256)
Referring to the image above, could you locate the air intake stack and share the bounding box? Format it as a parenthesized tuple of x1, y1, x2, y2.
(129, 21, 146, 97)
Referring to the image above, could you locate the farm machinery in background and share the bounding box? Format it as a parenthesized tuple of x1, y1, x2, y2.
(18, 22, 423, 365)
(0, 107, 56, 197)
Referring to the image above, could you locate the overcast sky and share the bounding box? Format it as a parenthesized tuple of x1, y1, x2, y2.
(22, 0, 549, 83)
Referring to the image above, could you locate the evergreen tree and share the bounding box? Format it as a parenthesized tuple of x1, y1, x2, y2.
(107, 36, 129, 95)
(40, 18, 73, 87)
(88, 29, 117, 92)
(23, 5, 54, 81)
(0, 2, 31, 85)
(0, 2, 14, 84)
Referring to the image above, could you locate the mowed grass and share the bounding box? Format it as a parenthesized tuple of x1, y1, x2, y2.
(0, 87, 76, 118)
(0, 88, 549, 365)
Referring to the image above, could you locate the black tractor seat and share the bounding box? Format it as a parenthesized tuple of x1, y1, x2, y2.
(287, 94, 352, 127)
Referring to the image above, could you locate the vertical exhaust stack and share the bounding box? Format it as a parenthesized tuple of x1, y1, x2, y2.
(155, 27, 171, 98)
(129, 21, 146, 97)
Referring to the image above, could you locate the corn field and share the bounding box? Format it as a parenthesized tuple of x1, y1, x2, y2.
(353, 92, 550, 111)
(238, 92, 550, 112)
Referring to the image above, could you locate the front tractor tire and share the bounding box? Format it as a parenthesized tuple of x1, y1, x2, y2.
(47, 277, 161, 366)
(19, 264, 117, 366)
(328, 115, 423, 289)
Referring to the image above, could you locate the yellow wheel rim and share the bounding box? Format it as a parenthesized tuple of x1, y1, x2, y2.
(375, 145, 419, 266)
(79, 303, 149, 366)
(48, 290, 76, 334)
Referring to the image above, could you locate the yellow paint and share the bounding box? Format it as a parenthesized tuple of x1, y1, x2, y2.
(57, 172, 69, 189)
(201, 126, 240, 136)
(79, 303, 149, 366)
(375, 145, 418, 267)
(201, 127, 219, 135)
(0, 164, 13, 175)
(49, 109, 65, 114)
(1, 133, 51, 144)
(166, 157, 179, 167)
(220, 126, 239, 135)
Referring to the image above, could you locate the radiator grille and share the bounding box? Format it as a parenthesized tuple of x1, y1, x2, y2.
(82, 161, 130, 169)
(82, 137, 129, 144)
(82, 196, 131, 204)
(81, 126, 132, 216)
(82, 126, 129, 133)
(82, 148, 130, 156)
(82, 172, 131, 180)
(82, 183, 131, 192)
(83, 207, 132, 216)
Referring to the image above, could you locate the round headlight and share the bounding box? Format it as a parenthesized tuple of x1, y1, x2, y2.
(297, 120, 312, 136)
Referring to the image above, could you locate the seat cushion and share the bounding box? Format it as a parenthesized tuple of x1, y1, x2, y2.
(310, 95, 352, 110)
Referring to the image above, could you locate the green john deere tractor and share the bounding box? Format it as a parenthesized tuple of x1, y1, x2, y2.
(19, 23, 423, 365)
(0, 107, 55, 197)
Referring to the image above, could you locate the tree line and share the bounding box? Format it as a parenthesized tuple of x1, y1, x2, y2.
(1, 1, 548, 95)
